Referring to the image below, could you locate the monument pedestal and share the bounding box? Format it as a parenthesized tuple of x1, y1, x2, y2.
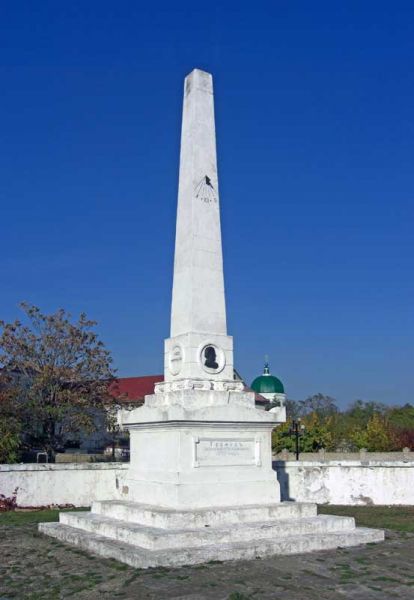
(40, 499, 384, 569)
(121, 389, 284, 508)
(39, 388, 384, 567)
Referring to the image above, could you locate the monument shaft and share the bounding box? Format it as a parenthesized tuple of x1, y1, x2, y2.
(163, 70, 235, 386)
(171, 69, 226, 338)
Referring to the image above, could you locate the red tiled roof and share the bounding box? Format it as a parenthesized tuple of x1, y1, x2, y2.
(109, 375, 164, 404)
(243, 385, 269, 405)
(108, 376, 269, 406)
(254, 393, 270, 404)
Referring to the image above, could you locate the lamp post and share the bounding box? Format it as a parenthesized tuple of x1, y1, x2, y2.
(289, 419, 305, 460)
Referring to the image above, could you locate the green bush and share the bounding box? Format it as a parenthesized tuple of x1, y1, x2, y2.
(0, 418, 21, 463)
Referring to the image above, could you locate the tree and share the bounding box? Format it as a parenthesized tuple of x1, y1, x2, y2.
(284, 398, 303, 420)
(386, 404, 414, 451)
(0, 303, 116, 457)
(299, 393, 338, 419)
(350, 413, 396, 451)
(272, 413, 333, 453)
(0, 374, 21, 463)
(394, 428, 414, 450)
(271, 421, 291, 453)
(387, 404, 414, 431)
(346, 400, 387, 429)
(300, 412, 333, 451)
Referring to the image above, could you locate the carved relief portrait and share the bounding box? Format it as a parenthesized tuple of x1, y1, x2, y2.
(204, 345, 219, 369)
(200, 343, 225, 374)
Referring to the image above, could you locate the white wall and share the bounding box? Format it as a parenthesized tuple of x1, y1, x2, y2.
(275, 460, 414, 505)
(0, 463, 128, 507)
(1, 460, 414, 507)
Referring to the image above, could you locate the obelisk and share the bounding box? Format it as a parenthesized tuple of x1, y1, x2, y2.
(39, 70, 384, 567)
(162, 68, 237, 389)
(116, 72, 287, 509)
(171, 68, 226, 336)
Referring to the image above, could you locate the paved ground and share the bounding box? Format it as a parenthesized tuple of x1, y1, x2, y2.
(1, 511, 414, 599)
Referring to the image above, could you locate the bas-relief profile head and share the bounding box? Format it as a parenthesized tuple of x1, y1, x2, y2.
(204, 345, 219, 370)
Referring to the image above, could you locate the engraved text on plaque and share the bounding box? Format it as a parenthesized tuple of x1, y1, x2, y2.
(193, 437, 260, 467)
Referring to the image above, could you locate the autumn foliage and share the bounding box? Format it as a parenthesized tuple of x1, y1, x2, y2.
(0, 303, 117, 459)
(272, 395, 414, 453)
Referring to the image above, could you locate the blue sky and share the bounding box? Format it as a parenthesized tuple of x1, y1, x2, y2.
(1, 1, 413, 407)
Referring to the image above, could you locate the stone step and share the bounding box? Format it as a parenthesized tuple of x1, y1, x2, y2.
(39, 522, 385, 569)
(60, 512, 356, 550)
(91, 500, 317, 529)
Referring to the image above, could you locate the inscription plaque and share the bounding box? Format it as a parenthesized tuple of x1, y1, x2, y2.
(193, 437, 260, 467)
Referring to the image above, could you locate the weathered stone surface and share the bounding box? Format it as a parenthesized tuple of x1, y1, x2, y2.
(58, 513, 359, 550)
(2, 460, 413, 508)
(39, 499, 384, 568)
(0, 462, 128, 507)
(276, 460, 414, 505)
(92, 499, 317, 528)
(39, 519, 384, 569)
(121, 399, 285, 508)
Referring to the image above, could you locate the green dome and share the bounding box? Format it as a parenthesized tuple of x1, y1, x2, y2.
(251, 362, 284, 394)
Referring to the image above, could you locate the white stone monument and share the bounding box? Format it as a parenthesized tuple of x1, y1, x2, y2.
(39, 69, 384, 567)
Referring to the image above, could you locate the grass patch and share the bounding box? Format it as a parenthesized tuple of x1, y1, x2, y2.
(372, 576, 402, 583)
(122, 570, 142, 586)
(0, 507, 89, 526)
(318, 505, 414, 533)
(368, 585, 383, 592)
(355, 557, 370, 564)
(329, 562, 361, 583)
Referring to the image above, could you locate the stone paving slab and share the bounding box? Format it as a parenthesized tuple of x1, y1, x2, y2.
(1, 522, 413, 599)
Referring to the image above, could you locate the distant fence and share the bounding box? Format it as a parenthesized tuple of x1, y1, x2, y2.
(274, 460, 414, 505)
(273, 448, 413, 462)
(1, 458, 414, 507)
(0, 463, 128, 507)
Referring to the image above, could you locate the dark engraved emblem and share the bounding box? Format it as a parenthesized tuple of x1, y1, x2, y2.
(195, 175, 217, 203)
(204, 346, 219, 370)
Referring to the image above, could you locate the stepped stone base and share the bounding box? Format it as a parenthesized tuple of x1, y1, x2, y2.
(39, 500, 384, 568)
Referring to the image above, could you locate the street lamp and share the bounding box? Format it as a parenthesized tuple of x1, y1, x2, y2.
(289, 419, 306, 461)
